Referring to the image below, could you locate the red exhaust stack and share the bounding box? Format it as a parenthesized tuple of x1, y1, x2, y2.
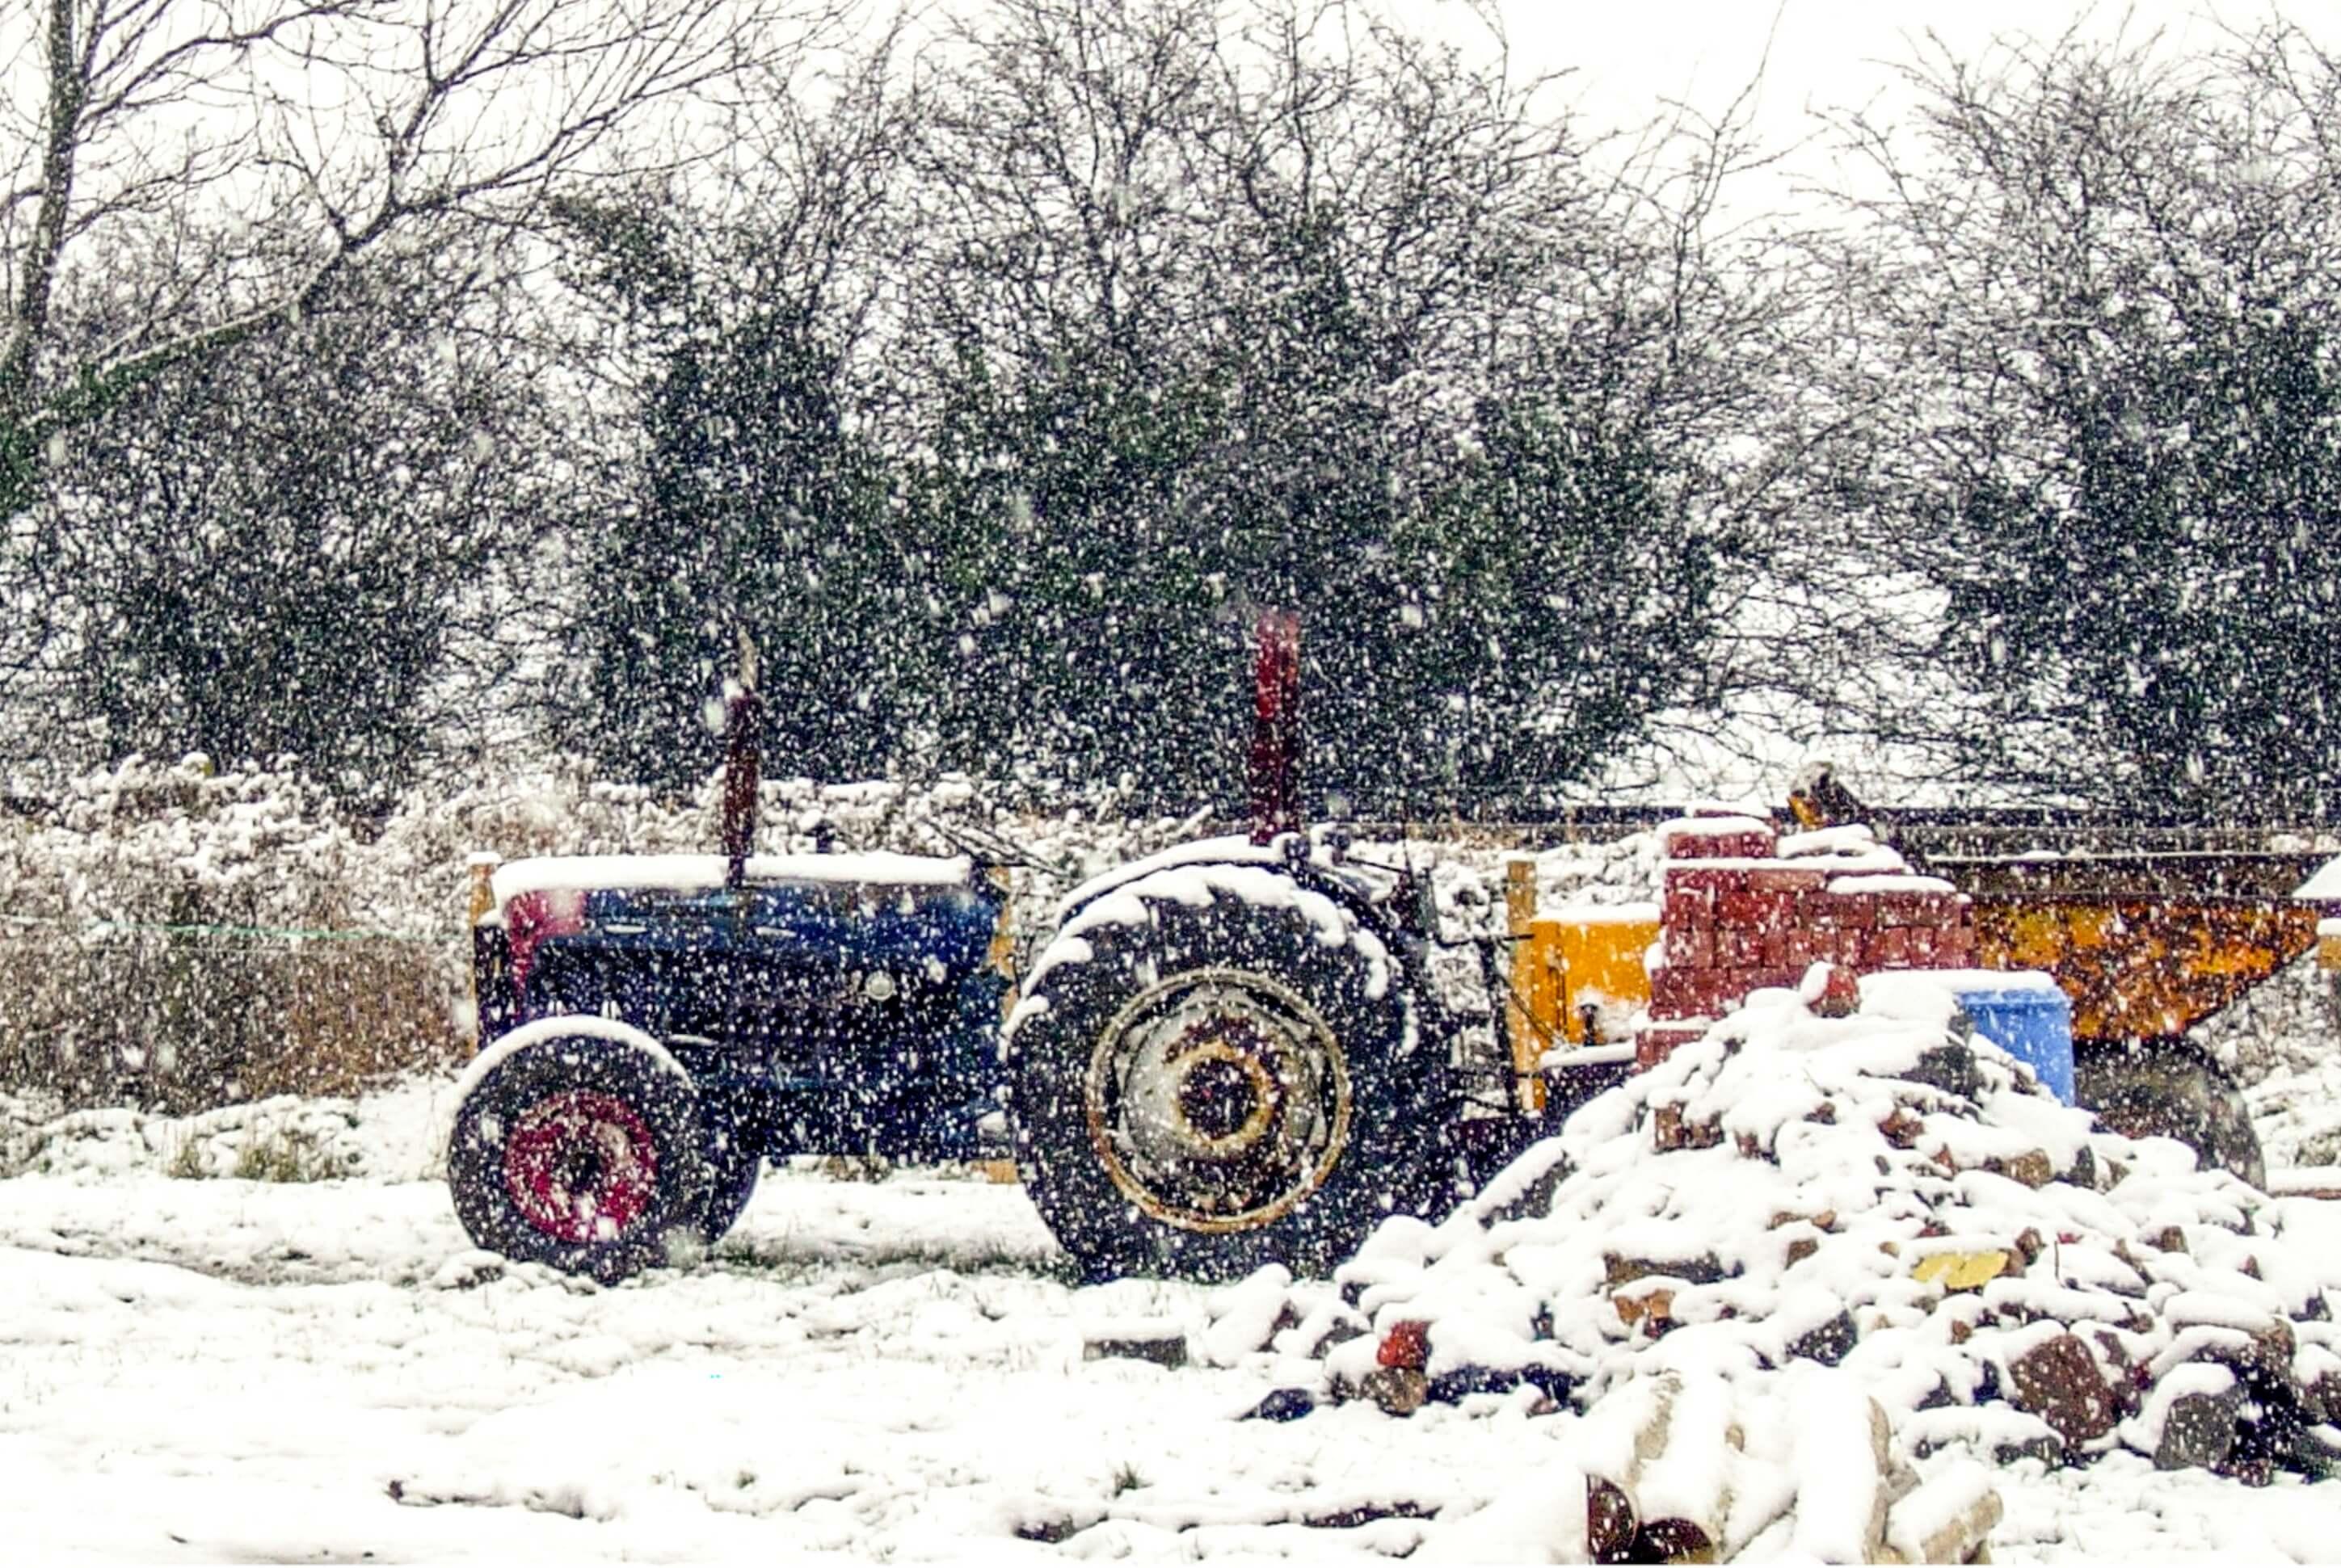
(1249, 609, 1302, 846)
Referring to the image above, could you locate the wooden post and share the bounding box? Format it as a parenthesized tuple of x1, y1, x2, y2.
(987, 864, 1018, 998)
(981, 863, 1024, 1184)
(465, 852, 501, 927)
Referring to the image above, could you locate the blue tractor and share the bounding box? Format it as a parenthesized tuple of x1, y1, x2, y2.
(452, 847, 1017, 1280)
(446, 619, 1470, 1283)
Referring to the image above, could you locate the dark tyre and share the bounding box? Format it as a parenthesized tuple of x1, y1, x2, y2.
(699, 1137, 762, 1243)
(1010, 875, 1450, 1282)
(2078, 1038, 2266, 1189)
(449, 1031, 714, 1283)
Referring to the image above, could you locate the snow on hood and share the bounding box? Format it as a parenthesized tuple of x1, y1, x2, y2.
(489, 851, 974, 910)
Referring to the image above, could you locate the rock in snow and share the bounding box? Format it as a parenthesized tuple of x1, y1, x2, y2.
(1200, 976, 2341, 1560)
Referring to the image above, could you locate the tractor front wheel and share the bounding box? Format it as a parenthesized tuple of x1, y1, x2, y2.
(449, 1029, 714, 1283)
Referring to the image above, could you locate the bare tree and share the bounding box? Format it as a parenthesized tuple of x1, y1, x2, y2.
(892, 0, 1818, 810)
(0, 0, 843, 520)
(1803, 20, 2341, 813)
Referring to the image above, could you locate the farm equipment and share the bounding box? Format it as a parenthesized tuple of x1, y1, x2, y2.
(1805, 777, 2333, 1188)
(1504, 773, 2339, 1192)
(447, 621, 2341, 1284)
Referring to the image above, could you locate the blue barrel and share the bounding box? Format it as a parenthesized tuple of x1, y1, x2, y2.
(1950, 980, 2075, 1105)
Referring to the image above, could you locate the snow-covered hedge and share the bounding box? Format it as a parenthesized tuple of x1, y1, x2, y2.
(0, 758, 1259, 1112)
(4, 755, 2333, 1141)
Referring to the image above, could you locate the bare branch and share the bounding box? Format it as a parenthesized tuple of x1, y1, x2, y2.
(0, 0, 844, 517)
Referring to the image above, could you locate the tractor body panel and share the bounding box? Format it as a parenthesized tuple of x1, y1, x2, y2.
(472, 856, 1009, 1163)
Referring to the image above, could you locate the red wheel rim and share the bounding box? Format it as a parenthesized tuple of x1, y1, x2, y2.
(503, 1090, 659, 1242)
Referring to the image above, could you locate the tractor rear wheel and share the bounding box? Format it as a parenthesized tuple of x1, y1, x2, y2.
(1009, 872, 1451, 1282)
(2077, 1037, 2266, 1189)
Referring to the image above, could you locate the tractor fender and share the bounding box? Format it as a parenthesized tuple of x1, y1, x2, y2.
(451, 1014, 694, 1109)
(1006, 846, 1406, 1062)
(1042, 834, 1379, 926)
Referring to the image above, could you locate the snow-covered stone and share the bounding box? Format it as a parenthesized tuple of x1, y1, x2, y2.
(1290, 982, 2341, 1556)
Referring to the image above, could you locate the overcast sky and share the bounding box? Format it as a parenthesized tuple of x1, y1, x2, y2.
(1379, 1, 2322, 208)
(1484, 1, 2305, 120)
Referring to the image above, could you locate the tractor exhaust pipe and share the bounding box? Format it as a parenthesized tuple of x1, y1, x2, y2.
(1248, 609, 1302, 846)
(721, 633, 763, 889)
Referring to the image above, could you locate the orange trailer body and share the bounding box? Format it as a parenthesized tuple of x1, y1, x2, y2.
(1930, 841, 2332, 1045)
(1969, 896, 2321, 1044)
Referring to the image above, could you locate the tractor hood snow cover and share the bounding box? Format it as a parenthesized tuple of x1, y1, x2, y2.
(489, 852, 975, 913)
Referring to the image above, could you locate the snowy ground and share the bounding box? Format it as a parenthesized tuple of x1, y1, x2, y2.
(8, 1075, 2341, 1563)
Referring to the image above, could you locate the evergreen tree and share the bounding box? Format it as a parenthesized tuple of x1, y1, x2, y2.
(30, 260, 548, 794)
(912, 341, 1243, 801)
(545, 43, 924, 792)
(1387, 392, 1718, 801)
(557, 303, 921, 792)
